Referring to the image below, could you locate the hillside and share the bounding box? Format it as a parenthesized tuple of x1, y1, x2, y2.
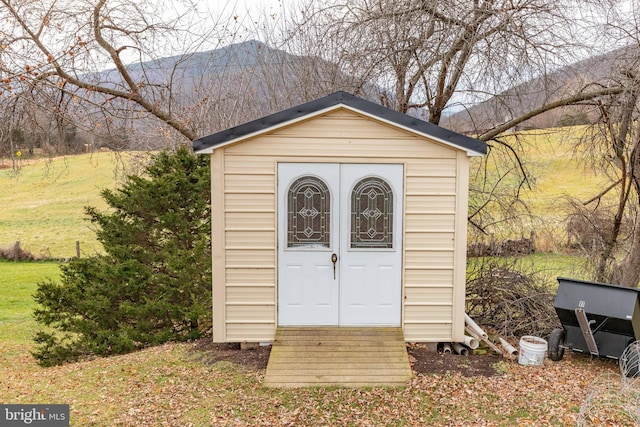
(493, 127, 612, 250)
(0, 152, 147, 258)
(444, 45, 638, 133)
(0, 126, 611, 258)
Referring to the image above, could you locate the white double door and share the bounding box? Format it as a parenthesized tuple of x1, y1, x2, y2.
(277, 163, 403, 326)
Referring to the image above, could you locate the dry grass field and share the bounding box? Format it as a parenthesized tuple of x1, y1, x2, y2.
(0, 127, 611, 258)
(0, 151, 149, 258)
(470, 126, 613, 252)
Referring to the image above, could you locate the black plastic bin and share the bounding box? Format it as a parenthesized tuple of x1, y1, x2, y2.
(549, 277, 640, 361)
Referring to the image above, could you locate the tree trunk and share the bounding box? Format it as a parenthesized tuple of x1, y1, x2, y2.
(620, 210, 640, 288)
(620, 146, 640, 288)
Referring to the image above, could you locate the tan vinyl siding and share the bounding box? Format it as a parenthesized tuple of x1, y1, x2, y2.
(219, 155, 277, 342)
(402, 140, 460, 342)
(226, 304, 275, 322)
(405, 195, 456, 213)
(273, 115, 405, 138)
(224, 155, 274, 174)
(404, 323, 452, 342)
(452, 151, 471, 341)
(404, 269, 454, 285)
(404, 305, 453, 324)
(226, 137, 454, 158)
(226, 323, 275, 342)
(225, 174, 273, 193)
(226, 268, 275, 284)
(225, 231, 274, 249)
(211, 150, 226, 342)
(405, 158, 457, 177)
(405, 176, 457, 194)
(405, 213, 456, 232)
(226, 112, 455, 159)
(405, 251, 454, 268)
(212, 108, 470, 342)
(405, 232, 455, 250)
(225, 249, 275, 267)
(225, 194, 273, 212)
(404, 286, 452, 303)
(225, 212, 273, 230)
(226, 286, 275, 302)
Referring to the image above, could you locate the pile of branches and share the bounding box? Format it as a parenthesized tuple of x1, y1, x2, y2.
(0, 241, 35, 261)
(467, 234, 535, 257)
(466, 258, 559, 339)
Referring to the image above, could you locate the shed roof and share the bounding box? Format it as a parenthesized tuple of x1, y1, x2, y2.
(193, 91, 487, 156)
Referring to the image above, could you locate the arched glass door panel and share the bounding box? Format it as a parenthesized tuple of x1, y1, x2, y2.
(350, 177, 393, 249)
(287, 176, 330, 248)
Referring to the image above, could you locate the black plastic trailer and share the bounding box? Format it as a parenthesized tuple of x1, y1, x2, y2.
(549, 277, 640, 361)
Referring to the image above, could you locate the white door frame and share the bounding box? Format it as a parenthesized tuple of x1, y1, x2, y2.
(277, 163, 403, 326)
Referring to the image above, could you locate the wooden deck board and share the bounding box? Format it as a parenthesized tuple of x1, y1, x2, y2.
(263, 327, 412, 388)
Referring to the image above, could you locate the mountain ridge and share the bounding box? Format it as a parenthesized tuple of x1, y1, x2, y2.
(444, 45, 639, 133)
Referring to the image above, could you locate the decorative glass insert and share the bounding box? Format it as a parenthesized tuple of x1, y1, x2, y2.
(351, 177, 393, 248)
(287, 176, 330, 248)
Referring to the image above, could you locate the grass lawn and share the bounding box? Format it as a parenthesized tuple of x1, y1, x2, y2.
(470, 126, 616, 251)
(0, 261, 630, 426)
(468, 252, 592, 289)
(0, 152, 147, 258)
(0, 260, 60, 359)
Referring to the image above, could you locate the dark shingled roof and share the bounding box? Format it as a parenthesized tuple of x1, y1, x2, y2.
(193, 91, 487, 155)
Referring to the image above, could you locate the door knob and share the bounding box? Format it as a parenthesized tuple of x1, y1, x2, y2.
(331, 253, 337, 279)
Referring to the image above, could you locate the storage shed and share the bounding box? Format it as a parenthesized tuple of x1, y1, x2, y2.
(193, 91, 486, 344)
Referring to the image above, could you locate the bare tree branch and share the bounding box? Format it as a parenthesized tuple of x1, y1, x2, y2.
(0, 0, 203, 141)
(478, 86, 624, 141)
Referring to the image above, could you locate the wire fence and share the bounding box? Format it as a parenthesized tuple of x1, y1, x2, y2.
(578, 341, 640, 426)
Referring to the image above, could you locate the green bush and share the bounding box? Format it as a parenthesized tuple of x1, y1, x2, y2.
(32, 147, 212, 366)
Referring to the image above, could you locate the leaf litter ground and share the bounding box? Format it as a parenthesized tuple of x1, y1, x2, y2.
(0, 339, 628, 426)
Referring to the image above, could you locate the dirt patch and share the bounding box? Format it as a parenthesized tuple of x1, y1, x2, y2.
(190, 339, 271, 371)
(407, 343, 502, 377)
(190, 338, 501, 377)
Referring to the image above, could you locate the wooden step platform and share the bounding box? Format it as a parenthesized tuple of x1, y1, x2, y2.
(264, 327, 412, 388)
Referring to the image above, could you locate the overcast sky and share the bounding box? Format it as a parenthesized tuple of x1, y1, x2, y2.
(180, 0, 297, 50)
(206, 0, 292, 25)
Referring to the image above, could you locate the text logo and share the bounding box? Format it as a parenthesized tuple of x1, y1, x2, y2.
(1, 405, 69, 426)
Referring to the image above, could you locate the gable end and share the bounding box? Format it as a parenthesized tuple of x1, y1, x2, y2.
(193, 92, 487, 156)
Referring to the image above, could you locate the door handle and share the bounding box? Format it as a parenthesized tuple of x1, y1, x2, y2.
(331, 253, 337, 279)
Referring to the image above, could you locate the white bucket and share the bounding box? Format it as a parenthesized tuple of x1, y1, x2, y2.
(518, 336, 547, 366)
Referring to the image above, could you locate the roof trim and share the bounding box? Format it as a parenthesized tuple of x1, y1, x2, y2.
(193, 91, 487, 156)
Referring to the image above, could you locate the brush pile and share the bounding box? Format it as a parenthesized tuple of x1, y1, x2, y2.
(466, 257, 559, 339)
